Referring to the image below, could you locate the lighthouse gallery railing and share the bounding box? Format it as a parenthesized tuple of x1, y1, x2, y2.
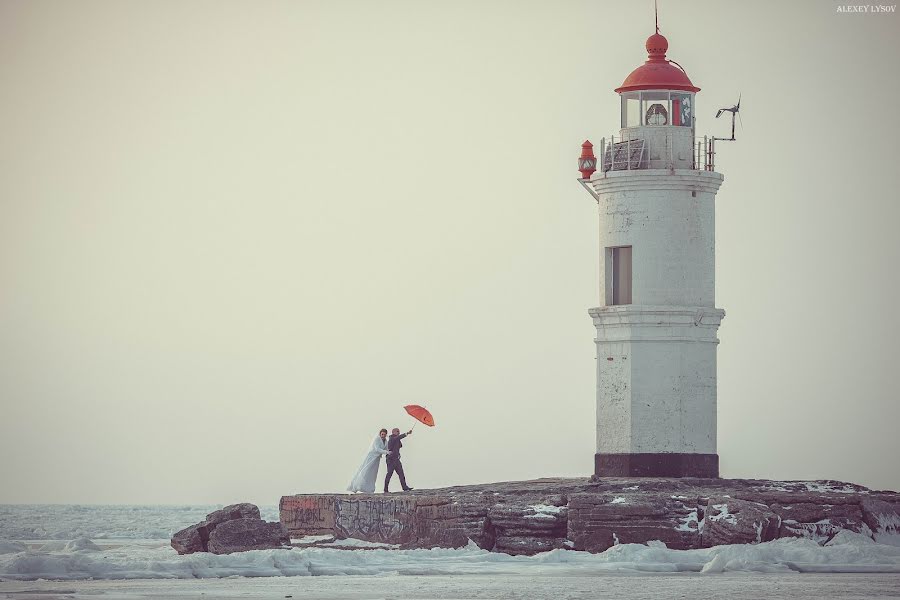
(599, 135, 717, 172)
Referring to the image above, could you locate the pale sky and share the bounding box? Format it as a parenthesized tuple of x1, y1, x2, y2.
(1, 0, 898, 506)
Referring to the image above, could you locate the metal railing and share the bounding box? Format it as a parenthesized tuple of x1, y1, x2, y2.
(696, 136, 716, 171)
(597, 134, 717, 172)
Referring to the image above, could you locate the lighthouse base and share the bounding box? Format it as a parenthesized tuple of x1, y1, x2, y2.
(595, 453, 719, 478)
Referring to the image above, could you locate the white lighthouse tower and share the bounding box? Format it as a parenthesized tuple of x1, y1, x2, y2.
(578, 28, 725, 478)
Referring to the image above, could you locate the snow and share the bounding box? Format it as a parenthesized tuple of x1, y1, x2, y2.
(611, 496, 627, 504)
(872, 507, 900, 535)
(676, 509, 700, 532)
(5, 536, 895, 581)
(525, 512, 557, 520)
(709, 503, 738, 526)
(529, 504, 563, 514)
(325, 538, 400, 549)
(622, 486, 640, 491)
(291, 535, 335, 544)
(803, 482, 863, 494)
(0, 505, 899, 584)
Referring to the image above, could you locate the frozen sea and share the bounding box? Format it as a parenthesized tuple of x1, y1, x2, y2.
(1, 504, 899, 599)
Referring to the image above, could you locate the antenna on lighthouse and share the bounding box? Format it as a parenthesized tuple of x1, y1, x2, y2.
(713, 95, 742, 142)
(655, 0, 659, 34)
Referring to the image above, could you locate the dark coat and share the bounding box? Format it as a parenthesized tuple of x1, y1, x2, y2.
(386, 433, 407, 461)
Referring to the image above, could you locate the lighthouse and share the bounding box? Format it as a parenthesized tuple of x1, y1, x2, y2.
(579, 28, 726, 478)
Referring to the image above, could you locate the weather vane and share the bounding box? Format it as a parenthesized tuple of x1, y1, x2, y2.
(713, 95, 742, 143)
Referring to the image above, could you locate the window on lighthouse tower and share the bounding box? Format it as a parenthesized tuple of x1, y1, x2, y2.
(607, 246, 632, 306)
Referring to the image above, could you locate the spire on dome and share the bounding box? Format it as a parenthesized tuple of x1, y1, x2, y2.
(614, 23, 699, 94)
(655, 0, 659, 34)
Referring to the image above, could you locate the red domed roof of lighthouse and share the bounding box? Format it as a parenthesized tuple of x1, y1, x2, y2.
(615, 32, 700, 94)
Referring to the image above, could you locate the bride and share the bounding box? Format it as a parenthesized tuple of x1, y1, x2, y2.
(347, 428, 390, 493)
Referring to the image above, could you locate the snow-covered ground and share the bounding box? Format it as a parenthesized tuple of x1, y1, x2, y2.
(1, 505, 898, 599)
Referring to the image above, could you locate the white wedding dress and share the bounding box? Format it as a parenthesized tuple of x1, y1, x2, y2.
(347, 435, 390, 493)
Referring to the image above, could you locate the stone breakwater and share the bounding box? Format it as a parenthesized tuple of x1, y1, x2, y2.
(280, 477, 900, 555)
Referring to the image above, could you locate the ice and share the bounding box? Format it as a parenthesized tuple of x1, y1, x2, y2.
(3, 536, 894, 581)
(0, 541, 26, 555)
(0, 504, 279, 540)
(1, 505, 899, 582)
(875, 533, 900, 547)
(37, 538, 101, 553)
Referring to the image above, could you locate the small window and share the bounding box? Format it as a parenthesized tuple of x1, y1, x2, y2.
(621, 93, 640, 128)
(609, 246, 632, 305)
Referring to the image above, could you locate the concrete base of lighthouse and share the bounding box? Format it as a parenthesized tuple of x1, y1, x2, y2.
(591, 305, 725, 479)
(594, 452, 719, 478)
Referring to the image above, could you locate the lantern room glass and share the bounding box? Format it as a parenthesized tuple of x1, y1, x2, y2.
(620, 91, 694, 128)
(621, 92, 641, 128)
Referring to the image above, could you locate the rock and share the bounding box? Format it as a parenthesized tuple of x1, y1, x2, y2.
(206, 503, 261, 526)
(700, 497, 780, 547)
(567, 493, 697, 552)
(772, 500, 867, 543)
(280, 477, 900, 555)
(280, 496, 335, 536)
(171, 502, 268, 554)
(480, 501, 568, 555)
(207, 518, 290, 554)
(171, 521, 210, 555)
(861, 497, 900, 539)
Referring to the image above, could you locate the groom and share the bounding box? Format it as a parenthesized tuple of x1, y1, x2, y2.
(384, 427, 414, 493)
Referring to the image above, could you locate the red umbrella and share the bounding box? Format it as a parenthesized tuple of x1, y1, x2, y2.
(404, 404, 435, 428)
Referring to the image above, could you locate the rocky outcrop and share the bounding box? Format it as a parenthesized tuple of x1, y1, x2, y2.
(170, 522, 209, 555)
(206, 503, 260, 526)
(861, 497, 900, 541)
(699, 497, 780, 547)
(281, 477, 900, 556)
(207, 518, 290, 554)
(567, 493, 697, 552)
(171, 503, 289, 555)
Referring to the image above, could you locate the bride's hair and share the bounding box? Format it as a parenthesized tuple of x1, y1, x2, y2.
(379, 428, 388, 435)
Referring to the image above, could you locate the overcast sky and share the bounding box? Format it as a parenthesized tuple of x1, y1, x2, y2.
(1, 0, 898, 505)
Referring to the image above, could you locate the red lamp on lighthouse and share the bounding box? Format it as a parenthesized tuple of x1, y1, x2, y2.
(578, 140, 597, 180)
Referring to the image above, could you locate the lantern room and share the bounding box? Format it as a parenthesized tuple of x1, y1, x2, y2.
(616, 32, 699, 131)
(588, 30, 702, 172)
(619, 90, 695, 129)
